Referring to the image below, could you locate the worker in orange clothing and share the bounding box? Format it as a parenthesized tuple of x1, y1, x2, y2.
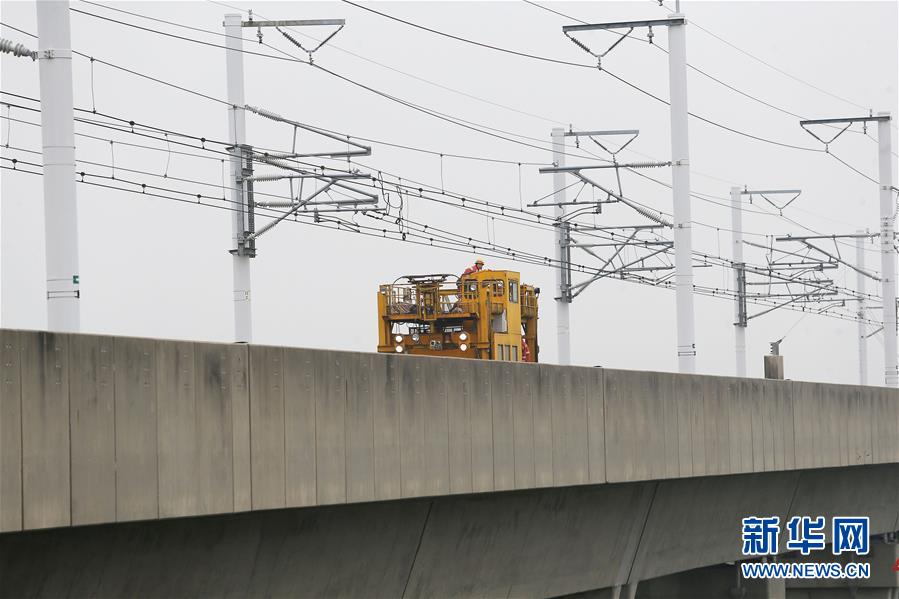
(456, 258, 484, 304)
(521, 337, 531, 362)
(461, 258, 485, 278)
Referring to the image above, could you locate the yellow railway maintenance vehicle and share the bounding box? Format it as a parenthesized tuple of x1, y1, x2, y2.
(377, 269, 539, 362)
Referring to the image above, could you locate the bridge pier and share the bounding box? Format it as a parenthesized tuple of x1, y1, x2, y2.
(624, 582, 639, 599)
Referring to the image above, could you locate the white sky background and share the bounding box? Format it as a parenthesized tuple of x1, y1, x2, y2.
(1, 0, 897, 384)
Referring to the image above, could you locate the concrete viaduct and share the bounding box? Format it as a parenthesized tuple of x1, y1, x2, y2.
(0, 329, 897, 598)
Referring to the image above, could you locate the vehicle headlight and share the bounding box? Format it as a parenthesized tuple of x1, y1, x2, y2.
(460, 343, 468, 352)
(411, 332, 421, 342)
(395, 345, 403, 353)
(394, 334, 403, 343)
(459, 332, 468, 342)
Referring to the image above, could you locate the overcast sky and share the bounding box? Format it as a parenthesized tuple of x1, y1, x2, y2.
(2, 0, 897, 385)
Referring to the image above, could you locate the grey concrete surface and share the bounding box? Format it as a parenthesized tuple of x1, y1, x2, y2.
(1, 467, 897, 599)
(156, 339, 198, 518)
(0, 328, 898, 533)
(69, 333, 116, 526)
(0, 330, 23, 533)
(283, 346, 317, 508)
(374, 352, 403, 499)
(404, 483, 655, 597)
(113, 336, 159, 522)
(248, 343, 286, 511)
(787, 464, 899, 539)
(20, 331, 70, 530)
(629, 471, 801, 582)
(0, 500, 430, 599)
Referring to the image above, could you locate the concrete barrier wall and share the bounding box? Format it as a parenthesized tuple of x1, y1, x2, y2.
(1, 328, 897, 532)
